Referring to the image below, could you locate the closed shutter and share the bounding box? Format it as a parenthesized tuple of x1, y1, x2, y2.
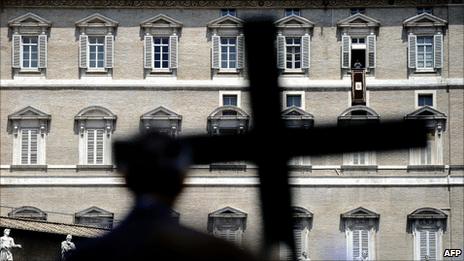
(12, 34, 21, 68)
(367, 34, 376, 68)
(361, 230, 369, 258)
(277, 35, 286, 69)
(408, 34, 417, 68)
(294, 229, 303, 258)
(87, 129, 104, 164)
(38, 34, 47, 68)
(237, 35, 244, 69)
(301, 34, 310, 69)
(104, 35, 114, 68)
(96, 129, 104, 164)
(21, 129, 38, 164)
(341, 34, 351, 68)
(420, 230, 438, 261)
(87, 129, 95, 164)
(169, 34, 178, 69)
(211, 34, 220, 69)
(433, 33, 443, 69)
(353, 230, 361, 259)
(215, 229, 240, 245)
(429, 231, 437, 260)
(144, 35, 153, 69)
(79, 34, 88, 68)
(21, 129, 29, 164)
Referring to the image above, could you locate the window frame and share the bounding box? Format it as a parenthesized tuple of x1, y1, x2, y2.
(220, 91, 241, 107)
(285, 37, 302, 70)
(153, 37, 170, 70)
(415, 90, 436, 109)
(21, 36, 39, 69)
(87, 36, 106, 69)
(220, 36, 238, 70)
(283, 91, 305, 109)
(416, 36, 434, 70)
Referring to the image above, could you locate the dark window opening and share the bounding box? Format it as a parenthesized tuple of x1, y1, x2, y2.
(223, 95, 238, 106)
(350, 8, 366, 15)
(221, 9, 236, 16)
(286, 95, 302, 107)
(418, 94, 433, 107)
(351, 50, 366, 69)
(285, 8, 300, 16)
(417, 7, 433, 14)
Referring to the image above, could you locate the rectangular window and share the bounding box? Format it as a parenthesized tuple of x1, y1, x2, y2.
(221, 8, 236, 16)
(21, 36, 38, 68)
(418, 94, 433, 107)
(285, 8, 300, 16)
(417, 36, 434, 69)
(352, 37, 365, 44)
(286, 94, 302, 107)
(417, 7, 433, 14)
(154, 37, 169, 69)
(352, 151, 367, 165)
(20, 129, 38, 165)
(87, 129, 104, 165)
(220, 37, 237, 69)
(419, 132, 434, 165)
(350, 8, 366, 15)
(352, 229, 369, 260)
(286, 37, 301, 69)
(223, 95, 238, 106)
(88, 36, 105, 68)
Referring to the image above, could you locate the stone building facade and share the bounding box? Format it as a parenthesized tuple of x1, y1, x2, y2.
(0, 1, 463, 260)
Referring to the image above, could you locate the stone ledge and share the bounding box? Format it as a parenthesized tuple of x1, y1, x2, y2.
(76, 165, 114, 171)
(209, 164, 247, 171)
(9, 165, 48, 171)
(407, 165, 446, 172)
(341, 165, 378, 171)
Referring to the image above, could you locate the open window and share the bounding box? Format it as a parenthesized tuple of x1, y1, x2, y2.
(140, 106, 182, 136)
(280, 207, 313, 260)
(8, 206, 47, 221)
(208, 207, 247, 246)
(407, 208, 447, 261)
(74, 106, 117, 167)
(76, 13, 118, 78)
(405, 106, 446, 166)
(141, 14, 182, 78)
(75, 206, 114, 229)
(337, 13, 380, 75)
(341, 207, 379, 261)
(8, 13, 51, 79)
(8, 106, 51, 167)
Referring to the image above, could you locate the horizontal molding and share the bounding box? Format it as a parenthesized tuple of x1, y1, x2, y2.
(0, 176, 463, 187)
(1, 78, 462, 91)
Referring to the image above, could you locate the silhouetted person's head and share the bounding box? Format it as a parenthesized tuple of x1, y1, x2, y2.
(114, 131, 191, 205)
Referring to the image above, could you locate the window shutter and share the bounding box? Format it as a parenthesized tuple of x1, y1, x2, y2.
(429, 231, 437, 260)
(21, 129, 29, 164)
(211, 34, 220, 69)
(433, 33, 443, 69)
(104, 35, 114, 68)
(341, 34, 351, 69)
(12, 34, 21, 68)
(302, 34, 310, 69)
(169, 34, 178, 69)
(96, 129, 104, 164)
(420, 231, 428, 259)
(79, 34, 88, 68)
(361, 230, 369, 257)
(294, 229, 303, 258)
(144, 35, 153, 69)
(353, 230, 361, 259)
(408, 34, 417, 69)
(367, 34, 376, 68)
(237, 35, 244, 69)
(87, 129, 95, 164)
(277, 35, 286, 69)
(38, 34, 47, 68)
(30, 129, 38, 164)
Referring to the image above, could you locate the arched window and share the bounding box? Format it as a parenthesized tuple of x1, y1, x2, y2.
(8, 206, 47, 220)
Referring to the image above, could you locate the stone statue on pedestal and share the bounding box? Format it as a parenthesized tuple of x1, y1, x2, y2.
(61, 235, 76, 261)
(0, 229, 22, 261)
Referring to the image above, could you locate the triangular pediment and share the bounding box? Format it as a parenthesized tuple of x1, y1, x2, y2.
(75, 13, 118, 27)
(405, 106, 447, 119)
(207, 15, 244, 29)
(140, 14, 183, 28)
(75, 206, 113, 217)
(8, 106, 51, 120)
(341, 207, 379, 219)
(8, 12, 52, 27)
(141, 106, 182, 120)
(209, 207, 247, 218)
(403, 13, 447, 27)
(337, 13, 380, 28)
(281, 106, 314, 118)
(275, 15, 315, 28)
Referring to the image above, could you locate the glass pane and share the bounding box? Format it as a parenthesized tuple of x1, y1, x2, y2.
(162, 61, 169, 68)
(97, 60, 104, 68)
(162, 54, 169, 61)
(154, 61, 160, 68)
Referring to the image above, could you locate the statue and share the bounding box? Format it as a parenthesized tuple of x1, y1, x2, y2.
(353, 59, 363, 69)
(0, 229, 22, 261)
(299, 251, 311, 260)
(61, 235, 76, 261)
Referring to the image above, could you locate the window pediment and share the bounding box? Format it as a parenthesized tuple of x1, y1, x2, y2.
(209, 206, 247, 218)
(407, 208, 447, 232)
(337, 13, 380, 28)
(8, 12, 52, 30)
(76, 13, 118, 28)
(341, 207, 380, 219)
(75, 206, 113, 218)
(8, 206, 47, 220)
(140, 14, 183, 29)
(207, 15, 244, 29)
(282, 107, 314, 129)
(74, 106, 117, 134)
(338, 106, 380, 122)
(341, 207, 379, 231)
(403, 13, 447, 28)
(292, 207, 313, 218)
(8, 106, 51, 134)
(405, 106, 446, 130)
(275, 15, 315, 29)
(207, 106, 250, 134)
(208, 207, 247, 232)
(140, 106, 182, 132)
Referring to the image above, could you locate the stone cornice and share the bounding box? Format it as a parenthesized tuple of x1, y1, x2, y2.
(2, 0, 462, 9)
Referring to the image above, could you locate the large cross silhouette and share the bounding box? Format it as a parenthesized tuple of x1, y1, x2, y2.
(182, 19, 427, 260)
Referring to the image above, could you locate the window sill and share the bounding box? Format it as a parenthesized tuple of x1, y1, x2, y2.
(19, 68, 41, 73)
(283, 69, 304, 74)
(10, 165, 47, 171)
(86, 68, 108, 73)
(289, 165, 312, 171)
(209, 163, 247, 171)
(218, 68, 239, 74)
(415, 68, 436, 73)
(151, 68, 172, 73)
(407, 165, 445, 172)
(341, 165, 378, 171)
(76, 165, 114, 171)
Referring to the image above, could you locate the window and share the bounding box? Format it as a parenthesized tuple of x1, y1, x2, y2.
(8, 206, 47, 221)
(8, 13, 50, 77)
(221, 8, 236, 16)
(281, 207, 312, 260)
(342, 207, 379, 261)
(8, 106, 50, 166)
(408, 208, 447, 261)
(208, 207, 247, 246)
(286, 94, 302, 108)
(350, 8, 366, 15)
(75, 106, 116, 166)
(75, 206, 114, 229)
(141, 15, 181, 75)
(223, 95, 238, 106)
(416, 36, 434, 69)
(286, 37, 302, 69)
(76, 13, 117, 75)
(88, 36, 105, 69)
(417, 7, 433, 14)
(140, 106, 182, 136)
(418, 94, 433, 107)
(221, 37, 237, 69)
(285, 8, 301, 16)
